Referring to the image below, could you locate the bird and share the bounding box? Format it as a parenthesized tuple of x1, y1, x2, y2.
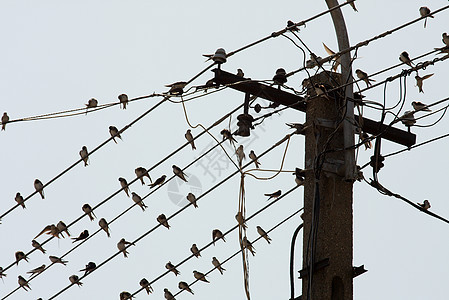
(27, 264, 46, 276)
(293, 168, 306, 186)
(120, 291, 134, 300)
(286, 20, 299, 32)
(412, 101, 431, 111)
(236, 145, 245, 167)
(323, 43, 341, 71)
(212, 229, 226, 245)
(400, 111, 416, 127)
(0, 267, 6, 280)
(109, 126, 122, 143)
(131, 192, 148, 211)
(419, 6, 434, 28)
(135, 167, 152, 185)
(82, 203, 96, 221)
(212, 257, 226, 275)
(264, 190, 281, 200)
(72, 230, 89, 243)
(236, 68, 245, 77)
(257, 226, 272, 244)
(235, 212, 247, 229)
(49, 255, 68, 265)
(347, 0, 357, 12)
(187, 192, 198, 208)
(185, 129, 196, 150)
(355, 69, 375, 87)
(79, 262, 96, 276)
(248, 150, 260, 168)
(178, 281, 194, 294)
(32, 240, 46, 254)
(165, 261, 180, 276)
(85, 98, 98, 109)
(443, 33, 449, 46)
(15, 251, 29, 265)
(18, 275, 31, 291)
(418, 200, 431, 210)
(57, 221, 70, 238)
(149, 175, 166, 188)
(314, 83, 329, 99)
(172, 165, 188, 182)
(415, 73, 434, 93)
(164, 288, 176, 300)
(118, 177, 130, 197)
(399, 51, 414, 67)
(165, 81, 187, 95)
(220, 129, 237, 145)
(157, 214, 170, 229)
(35, 224, 59, 239)
(273, 68, 287, 87)
(1, 112, 9, 131)
(286, 123, 306, 134)
(118, 94, 129, 109)
(99, 218, 111, 237)
(15, 192, 25, 209)
(117, 238, 135, 258)
(69, 274, 83, 287)
(140, 278, 153, 294)
(79, 146, 89, 167)
(359, 132, 372, 150)
(243, 236, 256, 256)
(193, 270, 209, 283)
(190, 243, 201, 258)
(34, 179, 45, 199)
(305, 54, 324, 69)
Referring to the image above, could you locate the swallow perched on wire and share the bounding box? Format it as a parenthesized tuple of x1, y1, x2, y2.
(399, 51, 414, 67)
(415, 73, 434, 93)
(243, 236, 256, 256)
(264, 190, 281, 200)
(236, 68, 245, 77)
(118, 177, 130, 197)
(135, 167, 152, 185)
(293, 168, 306, 186)
(399, 111, 416, 127)
(248, 150, 260, 168)
(82, 203, 96, 221)
(49, 255, 68, 265)
(221, 129, 237, 145)
(165, 261, 180, 276)
(165, 81, 187, 96)
(99, 218, 111, 237)
(131, 192, 148, 211)
(187, 192, 198, 208)
(419, 6, 433, 28)
(34, 179, 45, 199)
(85, 98, 98, 109)
(57, 221, 70, 238)
(72, 230, 89, 243)
(18, 275, 31, 291)
(164, 288, 175, 300)
(236, 145, 245, 168)
(359, 132, 372, 150)
(140, 278, 153, 294)
(212, 229, 226, 245)
(347, 0, 357, 12)
(149, 175, 166, 188)
(109, 126, 122, 143)
(193, 270, 209, 283)
(69, 274, 83, 287)
(79, 262, 96, 276)
(1, 112, 9, 131)
(257, 226, 272, 244)
(418, 200, 431, 210)
(443, 33, 449, 46)
(172, 165, 188, 182)
(185, 129, 196, 150)
(412, 101, 431, 111)
(32, 240, 46, 254)
(117, 238, 135, 258)
(79, 146, 89, 167)
(212, 257, 226, 275)
(190, 243, 201, 258)
(178, 281, 194, 294)
(15, 192, 25, 209)
(27, 264, 45, 276)
(118, 94, 129, 109)
(286, 122, 306, 134)
(355, 69, 375, 87)
(120, 291, 134, 300)
(15, 251, 29, 265)
(157, 214, 170, 229)
(235, 211, 247, 229)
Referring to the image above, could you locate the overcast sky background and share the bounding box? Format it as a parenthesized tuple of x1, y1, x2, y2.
(1, 1, 449, 299)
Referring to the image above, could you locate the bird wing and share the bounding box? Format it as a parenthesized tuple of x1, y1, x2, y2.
(323, 43, 336, 56)
(421, 73, 434, 80)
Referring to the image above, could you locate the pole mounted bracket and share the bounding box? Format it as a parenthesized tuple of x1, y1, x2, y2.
(298, 258, 330, 279)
